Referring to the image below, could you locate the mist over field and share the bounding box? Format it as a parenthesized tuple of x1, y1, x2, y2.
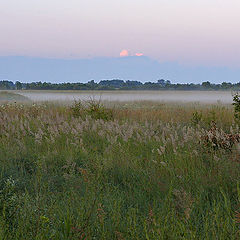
(16, 90, 234, 104)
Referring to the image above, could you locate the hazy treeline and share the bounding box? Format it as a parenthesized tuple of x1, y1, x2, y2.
(1, 79, 240, 90)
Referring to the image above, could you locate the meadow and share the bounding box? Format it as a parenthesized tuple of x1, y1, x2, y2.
(0, 91, 239, 239)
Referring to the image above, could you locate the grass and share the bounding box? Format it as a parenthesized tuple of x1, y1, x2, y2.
(0, 100, 239, 239)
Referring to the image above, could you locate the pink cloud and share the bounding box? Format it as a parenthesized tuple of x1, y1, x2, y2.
(135, 53, 143, 56)
(120, 49, 129, 57)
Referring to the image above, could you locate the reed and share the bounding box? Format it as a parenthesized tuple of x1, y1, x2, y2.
(0, 100, 239, 239)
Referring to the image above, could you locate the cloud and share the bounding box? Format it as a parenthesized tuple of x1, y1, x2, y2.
(120, 49, 129, 57)
(135, 53, 143, 56)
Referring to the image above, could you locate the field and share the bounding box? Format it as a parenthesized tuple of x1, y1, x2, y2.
(0, 91, 239, 239)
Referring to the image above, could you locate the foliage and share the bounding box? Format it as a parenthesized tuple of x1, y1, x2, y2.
(191, 111, 202, 125)
(71, 99, 113, 120)
(22, 80, 239, 91)
(0, 81, 15, 90)
(201, 121, 240, 151)
(2, 79, 240, 91)
(0, 177, 20, 227)
(15, 81, 23, 90)
(0, 102, 239, 239)
(232, 92, 240, 122)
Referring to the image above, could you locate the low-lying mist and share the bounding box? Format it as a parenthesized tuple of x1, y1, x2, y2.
(15, 90, 234, 104)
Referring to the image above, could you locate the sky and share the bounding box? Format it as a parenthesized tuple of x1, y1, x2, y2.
(1, 0, 240, 67)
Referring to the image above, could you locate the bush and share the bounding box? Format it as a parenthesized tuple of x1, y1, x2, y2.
(232, 92, 240, 122)
(191, 111, 202, 125)
(71, 99, 113, 121)
(70, 100, 85, 118)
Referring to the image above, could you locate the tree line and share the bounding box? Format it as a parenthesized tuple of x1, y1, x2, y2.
(0, 79, 240, 91)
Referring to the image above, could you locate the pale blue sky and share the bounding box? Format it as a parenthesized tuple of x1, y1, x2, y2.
(1, 0, 240, 66)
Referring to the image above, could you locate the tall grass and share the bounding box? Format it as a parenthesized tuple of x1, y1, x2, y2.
(0, 101, 239, 239)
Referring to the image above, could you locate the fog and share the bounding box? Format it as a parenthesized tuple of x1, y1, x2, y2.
(15, 90, 234, 104)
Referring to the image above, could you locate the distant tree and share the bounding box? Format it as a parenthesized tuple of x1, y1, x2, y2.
(221, 82, 232, 89)
(10, 79, 239, 91)
(0, 80, 14, 90)
(125, 80, 142, 86)
(157, 79, 166, 85)
(202, 81, 211, 89)
(88, 80, 95, 84)
(87, 80, 98, 90)
(15, 81, 23, 90)
(99, 79, 125, 88)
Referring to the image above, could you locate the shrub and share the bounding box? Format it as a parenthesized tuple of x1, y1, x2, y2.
(70, 100, 85, 118)
(71, 99, 113, 121)
(191, 111, 202, 125)
(232, 92, 240, 122)
(85, 99, 113, 121)
(201, 121, 240, 152)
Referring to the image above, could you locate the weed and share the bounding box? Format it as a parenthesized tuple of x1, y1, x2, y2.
(71, 99, 113, 120)
(0, 101, 238, 239)
(70, 100, 85, 118)
(191, 110, 202, 125)
(233, 92, 240, 123)
(201, 121, 240, 152)
(85, 99, 113, 121)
